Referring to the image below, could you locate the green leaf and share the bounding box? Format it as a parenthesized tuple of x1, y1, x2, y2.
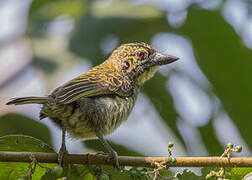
(103, 166, 138, 180)
(0, 135, 54, 152)
(32, 56, 58, 74)
(175, 170, 201, 180)
(83, 139, 144, 156)
(201, 167, 251, 179)
(91, 1, 162, 19)
(67, 165, 132, 180)
(28, 0, 86, 37)
(29, 0, 85, 18)
(0, 135, 55, 180)
(69, 15, 140, 65)
(229, 168, 252, 180)
(158, 168, 174, 178)
(198, 120, 223, 155)
(243, 172, 252, 180)
(0, 162, 56, 180)
(0, 113, 52, 146)
(98, 173, 109, 180)
(64, 164, 90, 180)
(201, 167, 217, 176)
(29, 0, 61, 16)
(41, 165, 64, 180)
(83, 173, 96, 180)
(41, 170, 59, 180)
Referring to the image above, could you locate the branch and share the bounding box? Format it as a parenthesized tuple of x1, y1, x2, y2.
(0, 151, 252, 168)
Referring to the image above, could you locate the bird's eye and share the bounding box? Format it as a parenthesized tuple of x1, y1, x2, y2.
(136, 51, 146, 60)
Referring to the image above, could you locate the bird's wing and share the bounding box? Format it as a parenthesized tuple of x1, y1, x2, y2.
(53, 66, 132, 104)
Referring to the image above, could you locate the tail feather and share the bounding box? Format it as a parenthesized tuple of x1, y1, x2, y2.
(6, 97, 49, 105)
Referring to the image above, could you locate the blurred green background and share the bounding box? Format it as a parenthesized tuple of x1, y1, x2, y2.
(1, 0, 252, 159)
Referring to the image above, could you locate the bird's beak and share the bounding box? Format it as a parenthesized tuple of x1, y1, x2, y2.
(151, 52, 179, 66)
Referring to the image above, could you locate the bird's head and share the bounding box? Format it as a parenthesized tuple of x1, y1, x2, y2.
(106, 42, 179, 85)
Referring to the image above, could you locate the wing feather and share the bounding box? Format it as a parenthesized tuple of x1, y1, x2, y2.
(53, 64, 131, 104)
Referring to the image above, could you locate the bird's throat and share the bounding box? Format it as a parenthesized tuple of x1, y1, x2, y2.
(136, 66, 158, 85)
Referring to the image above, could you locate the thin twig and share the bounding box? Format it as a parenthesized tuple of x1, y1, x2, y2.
(0, 151, 252, 167)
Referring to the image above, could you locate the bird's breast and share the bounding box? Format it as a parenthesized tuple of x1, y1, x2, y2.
(65, 92, 138, 139)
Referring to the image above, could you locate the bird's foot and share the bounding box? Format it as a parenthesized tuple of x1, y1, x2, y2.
(109, 150, 120, 169)
(58, 145, 68, 167)
(97, 135, 120, 169)
(95, 151, 119, 169)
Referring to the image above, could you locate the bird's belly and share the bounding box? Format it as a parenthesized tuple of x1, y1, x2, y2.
(63, 94, 137, 139)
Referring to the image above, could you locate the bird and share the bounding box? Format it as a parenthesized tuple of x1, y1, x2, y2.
(6, 42, 179, 168)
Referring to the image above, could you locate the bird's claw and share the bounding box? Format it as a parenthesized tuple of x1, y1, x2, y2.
(58, 145, 68, 166)
(95, 151, 119, 168)
(109, 150, 120, 169)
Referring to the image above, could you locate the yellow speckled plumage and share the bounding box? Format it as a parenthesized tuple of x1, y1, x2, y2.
(6, 42, 179, 168)
(53, 62, 132, 104)
(52, 43, 157, 104)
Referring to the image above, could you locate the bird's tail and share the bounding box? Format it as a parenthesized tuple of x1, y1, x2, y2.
(6, 97, 49, 105)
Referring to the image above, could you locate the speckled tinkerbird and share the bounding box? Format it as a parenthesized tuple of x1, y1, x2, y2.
(6, 42, 179, 168)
